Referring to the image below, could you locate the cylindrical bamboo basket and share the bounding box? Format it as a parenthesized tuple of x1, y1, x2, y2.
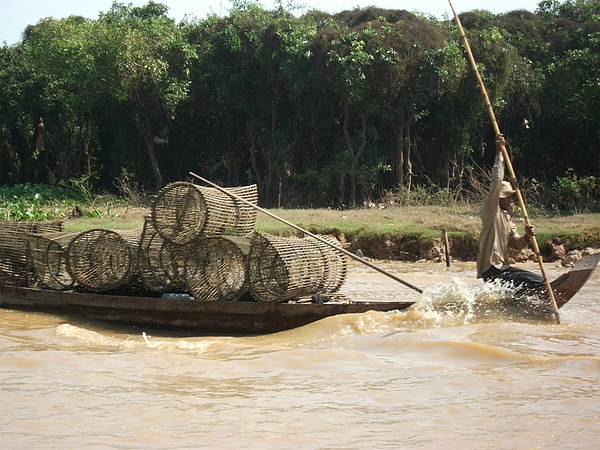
(312, 235, 348, 293)
(151, 181, 258, 245)
(0, 220, 63, 234)
(247, 232, 327, 303)
(247, 232, 348, 302)
(184, 235, 251, 301)
(27, 231, 77, 290)
(66, 228, 142, 292)
(138, 217, 189, 293)
(0, 220, 63, 287)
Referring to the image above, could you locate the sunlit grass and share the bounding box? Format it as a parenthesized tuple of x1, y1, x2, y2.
(256, 206, 482, 238)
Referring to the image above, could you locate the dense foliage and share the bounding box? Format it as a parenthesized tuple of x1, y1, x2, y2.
(1, 0, 598, 210)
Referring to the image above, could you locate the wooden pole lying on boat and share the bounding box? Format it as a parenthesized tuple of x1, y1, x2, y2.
(448, 0, 560, 323)
(189, 172, 424, 294)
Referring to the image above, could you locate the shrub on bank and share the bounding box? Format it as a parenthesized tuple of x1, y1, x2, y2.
(0, 183, 121, 221)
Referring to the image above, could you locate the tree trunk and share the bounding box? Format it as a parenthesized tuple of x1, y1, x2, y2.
(404, 117, 412, 193)
(226, 123, 240, 186)
(338, 173, 345, 206)
(133, 114, 163, 193)
(264, 161, 274, 208)
(394, 107, 405, 187)
(246, 117, 265, 205)
(341, 100, 367, 208)
(246, 90, 299, 208)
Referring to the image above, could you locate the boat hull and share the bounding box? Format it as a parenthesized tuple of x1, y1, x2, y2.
(0, 284, 414, 334)
(501, 252, 600, 316)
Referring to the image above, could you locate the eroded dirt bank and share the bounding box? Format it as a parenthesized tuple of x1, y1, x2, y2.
(343, 233, 599, 268)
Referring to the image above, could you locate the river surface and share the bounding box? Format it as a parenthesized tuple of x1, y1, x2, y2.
(1, 260, 599, 449)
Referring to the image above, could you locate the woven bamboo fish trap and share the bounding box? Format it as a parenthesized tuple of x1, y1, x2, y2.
(313, 235, 348, 293)
(137, 217, 189, 293)
(66, 228, 143, 292)
(0, 221, 63, 287)
(184, 235, 251, 301)
(27, 231, 77, 290)
(247, 232, 330, 303)
(151, 181, 258, 245)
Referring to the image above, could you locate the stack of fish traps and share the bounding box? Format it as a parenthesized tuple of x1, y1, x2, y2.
(149, 182, 258, 301)
(1, 180, 348, 302)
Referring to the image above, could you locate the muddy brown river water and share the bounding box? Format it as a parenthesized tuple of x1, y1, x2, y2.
(1, 260, 599, 448)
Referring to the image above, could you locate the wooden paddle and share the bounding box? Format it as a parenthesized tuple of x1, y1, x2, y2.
(448, 0, 560, 323)
(189, 172, 424, 294)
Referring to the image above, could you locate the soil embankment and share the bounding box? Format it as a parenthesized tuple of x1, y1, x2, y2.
(63, 206, 600, 266)
(345, 232, 599, 268)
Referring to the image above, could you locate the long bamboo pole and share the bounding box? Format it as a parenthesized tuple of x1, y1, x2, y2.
(448, 0, 560, 323)
(189, 172, 424, 294)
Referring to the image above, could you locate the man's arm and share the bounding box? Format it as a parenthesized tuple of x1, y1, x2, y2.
(509, 219, 537, 251)
(482, 135, 506, 212)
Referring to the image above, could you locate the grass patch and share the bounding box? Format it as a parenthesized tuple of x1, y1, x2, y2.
(62, 207, 150, 232)
(0, 183, 126, 222)
(256, 207, 599, 243)
(255, 207, 600, 258)
(256, 206, 482, 238)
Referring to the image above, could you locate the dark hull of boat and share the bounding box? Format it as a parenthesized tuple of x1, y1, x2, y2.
(543, 252, 600, 308)
(504, 252, 600, 316)
(0, 284, 415, 334)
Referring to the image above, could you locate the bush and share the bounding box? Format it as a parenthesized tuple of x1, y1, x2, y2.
(0, 183, 120, 221)
(380, 183, 461, 208)
(552, 169, 600, 213)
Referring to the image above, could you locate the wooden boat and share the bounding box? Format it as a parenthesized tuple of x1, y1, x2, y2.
(499, 252, 600, 316)
(540, 253, 600, 306)
(0, 253, 597, 334)
(0, 285, 415, 334)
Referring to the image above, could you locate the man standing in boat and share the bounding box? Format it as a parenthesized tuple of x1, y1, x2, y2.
(476, 134, 545, 294)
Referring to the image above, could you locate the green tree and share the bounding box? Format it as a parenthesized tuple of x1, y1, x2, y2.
(190, 3, 317, 207)
(96, 1, 196, 192)
(2, 2, 599, 208)
(0, 45, 34, 184)
(20, 16, 103, 187)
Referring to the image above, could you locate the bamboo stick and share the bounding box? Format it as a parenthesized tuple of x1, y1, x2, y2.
(448, 0, 560, 323)
(189, 172, 424, 294)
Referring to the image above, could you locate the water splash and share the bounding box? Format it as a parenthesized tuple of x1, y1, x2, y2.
(407, 277, 518, 326)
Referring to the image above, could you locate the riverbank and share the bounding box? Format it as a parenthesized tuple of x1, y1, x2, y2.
(62, 205, 600, 264)
(259, 206, 600, 265)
